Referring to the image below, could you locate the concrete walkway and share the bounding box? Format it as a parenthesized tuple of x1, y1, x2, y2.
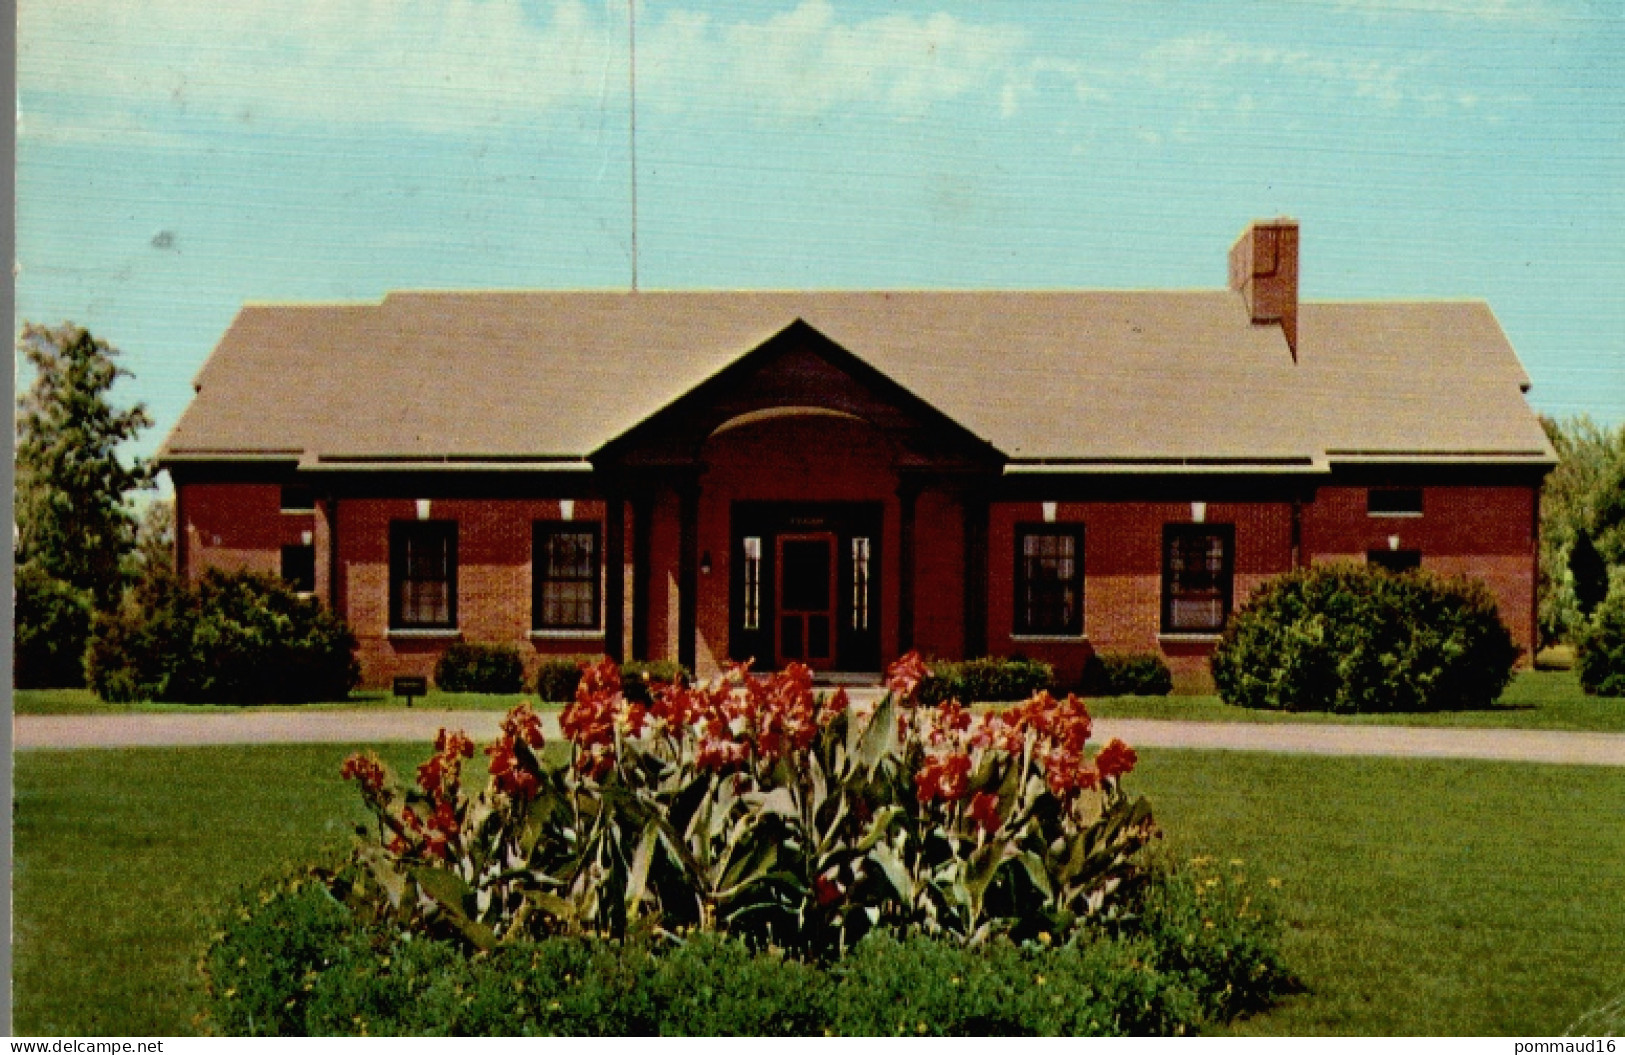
(14, 710, 1625, 767)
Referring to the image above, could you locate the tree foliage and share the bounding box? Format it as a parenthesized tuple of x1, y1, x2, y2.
(1538, 415, 1625, 645)
(15, 322, 154, 610)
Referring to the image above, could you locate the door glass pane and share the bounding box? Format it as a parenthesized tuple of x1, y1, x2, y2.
(851, 537, 871, 630)
(742, 537, 761, 631)
(780, 615, 803, 659)
(781, 539, 830, 610)
(807, 615, 830, 659)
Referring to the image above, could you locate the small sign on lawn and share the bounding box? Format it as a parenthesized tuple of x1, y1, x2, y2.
(392, 676, 428, 707)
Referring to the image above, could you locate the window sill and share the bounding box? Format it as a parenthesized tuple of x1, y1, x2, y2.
(1009, 634, 1089, 644)
(1157, 632, 1223, 644)
(388, 628, 462, 639)
(1367, 512, 1423, 519)
(529, 629, 605, 641)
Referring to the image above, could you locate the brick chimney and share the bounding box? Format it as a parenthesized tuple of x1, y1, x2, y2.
(1229, 218, 1299, 359)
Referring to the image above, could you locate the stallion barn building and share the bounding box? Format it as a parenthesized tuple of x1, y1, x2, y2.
(161, 220, 1558, 692)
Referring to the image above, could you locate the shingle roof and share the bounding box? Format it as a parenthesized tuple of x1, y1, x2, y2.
(160, 289, 1556, 471)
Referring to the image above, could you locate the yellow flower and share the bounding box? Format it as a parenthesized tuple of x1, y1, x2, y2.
(1267, 876, 1283, 889)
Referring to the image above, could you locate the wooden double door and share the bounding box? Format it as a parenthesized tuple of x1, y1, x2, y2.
(730, 502, 882, 673)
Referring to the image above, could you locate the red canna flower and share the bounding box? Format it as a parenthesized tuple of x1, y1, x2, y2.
(487, 740, 540, 799)
(1093, 738, 1138, 783)
(340, 753, 388, 796)
(813, 875, 843, 907)
(968, 791, 1002, 834)
(916, 752, 972, 804)
(885, 651, 931, 702)
(818, 687, 850, 726)
(500, 704, 546, 749)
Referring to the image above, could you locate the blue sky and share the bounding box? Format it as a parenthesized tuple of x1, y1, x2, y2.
(16, 0, 1624, 472)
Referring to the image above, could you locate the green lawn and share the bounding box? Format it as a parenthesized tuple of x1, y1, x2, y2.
(15, 670, 1624, 732)
(13, 743, 1624, 1036)
(1087, 669, 1625, 733)
(10, 687, 538, 716)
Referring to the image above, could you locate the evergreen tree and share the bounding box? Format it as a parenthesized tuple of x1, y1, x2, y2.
(15, 322, 154, 611)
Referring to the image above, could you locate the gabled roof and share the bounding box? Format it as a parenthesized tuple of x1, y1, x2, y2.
(160, 289, 1556, 473)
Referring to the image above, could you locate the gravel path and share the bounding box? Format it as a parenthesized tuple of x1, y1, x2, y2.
(14, 710, 1625, 766)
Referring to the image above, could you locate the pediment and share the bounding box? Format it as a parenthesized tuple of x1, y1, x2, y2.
(593, 319, 1004, 472)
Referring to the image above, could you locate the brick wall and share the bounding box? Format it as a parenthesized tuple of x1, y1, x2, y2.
(338, 497, 608, 687)
(182, 482, 314, 580)
(1300, 483, 1538, 656)
(179, 472, 1541, 691)
(987, 499, 1294, 691)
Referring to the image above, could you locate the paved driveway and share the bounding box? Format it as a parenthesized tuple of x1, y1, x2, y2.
(14, 710, 1625, 766)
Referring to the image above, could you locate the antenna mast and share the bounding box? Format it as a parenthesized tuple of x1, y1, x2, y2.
(629, 0, 638, 292)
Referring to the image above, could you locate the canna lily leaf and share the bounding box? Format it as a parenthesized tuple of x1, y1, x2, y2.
(856, 693, 897, 773)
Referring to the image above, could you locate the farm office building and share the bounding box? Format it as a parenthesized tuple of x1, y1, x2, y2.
(160, 220, 1557, 691)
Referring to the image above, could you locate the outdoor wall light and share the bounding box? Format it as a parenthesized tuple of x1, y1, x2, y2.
(700, 550, 713, 575)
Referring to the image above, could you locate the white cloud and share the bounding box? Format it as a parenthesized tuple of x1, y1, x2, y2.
(1327, 0, 1567, 21)
(19, 0, 1031, 134)
(1140, 33, 1435, 112)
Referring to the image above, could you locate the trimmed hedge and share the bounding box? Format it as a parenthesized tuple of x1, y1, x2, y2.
(12, 562, 93, 688)
(202, 861, 1293, 1037)
(85, 569, 359, 704)
(433, 641, 525, 694)
(1576, 591, 1625, 697)
(1211, 563, 1519, 713)
(535, 655, 690, 703)
(1078, 653, 1174, 697)
(917, 656, 1054, 705)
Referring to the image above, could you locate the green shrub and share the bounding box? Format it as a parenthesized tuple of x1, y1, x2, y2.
(1124, 857, 1298, 1022)
(203, 875, 355, 1036)
(86, 569, 359, 704)
(1575, 591, 1625, 696)
(534, 655, 596, 702)
(433, 641, 524, 694)
(534, 655, 690, 703)
(646, 933, 831, 1036)
(205, 862, 1291, 1036)
(1210, 563, 1519, 713)
(12, 562, 93, 688)
(917, 655, 1054, 704)
(620, 659, 690, 704)
(1078, 653, 1174, 697)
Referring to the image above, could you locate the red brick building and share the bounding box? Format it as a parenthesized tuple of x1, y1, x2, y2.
(160, 220, 1556, 691)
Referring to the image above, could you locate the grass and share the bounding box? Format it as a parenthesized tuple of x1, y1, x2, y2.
(16, 670, 1625, 732)
(10, 687, 539, 716)
(1135, 751, 1625, 1036)
(12, 743, 1625, 1036)
(1086, 669, 1625, 733)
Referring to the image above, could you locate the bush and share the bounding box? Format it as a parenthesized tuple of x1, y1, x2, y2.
(1210, 563, 1519, 713)
(1125, 856, 1298, 1022)
(12, 562, 94, 688)
(86, 569, 359, 704)
(534, 655, 596, 702)
(534, 655, 690, 703)
(1576, 591, 1625, 696)
(917, 656, 1054, 704)
(620, 659, 690, 704)
(433, 641, 524, 694)
(1078, 653, 1174, 697)
(204, 861, 1292, 1037)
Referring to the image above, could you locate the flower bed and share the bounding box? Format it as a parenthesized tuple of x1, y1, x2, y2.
(203, 654, 1294, 1036)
